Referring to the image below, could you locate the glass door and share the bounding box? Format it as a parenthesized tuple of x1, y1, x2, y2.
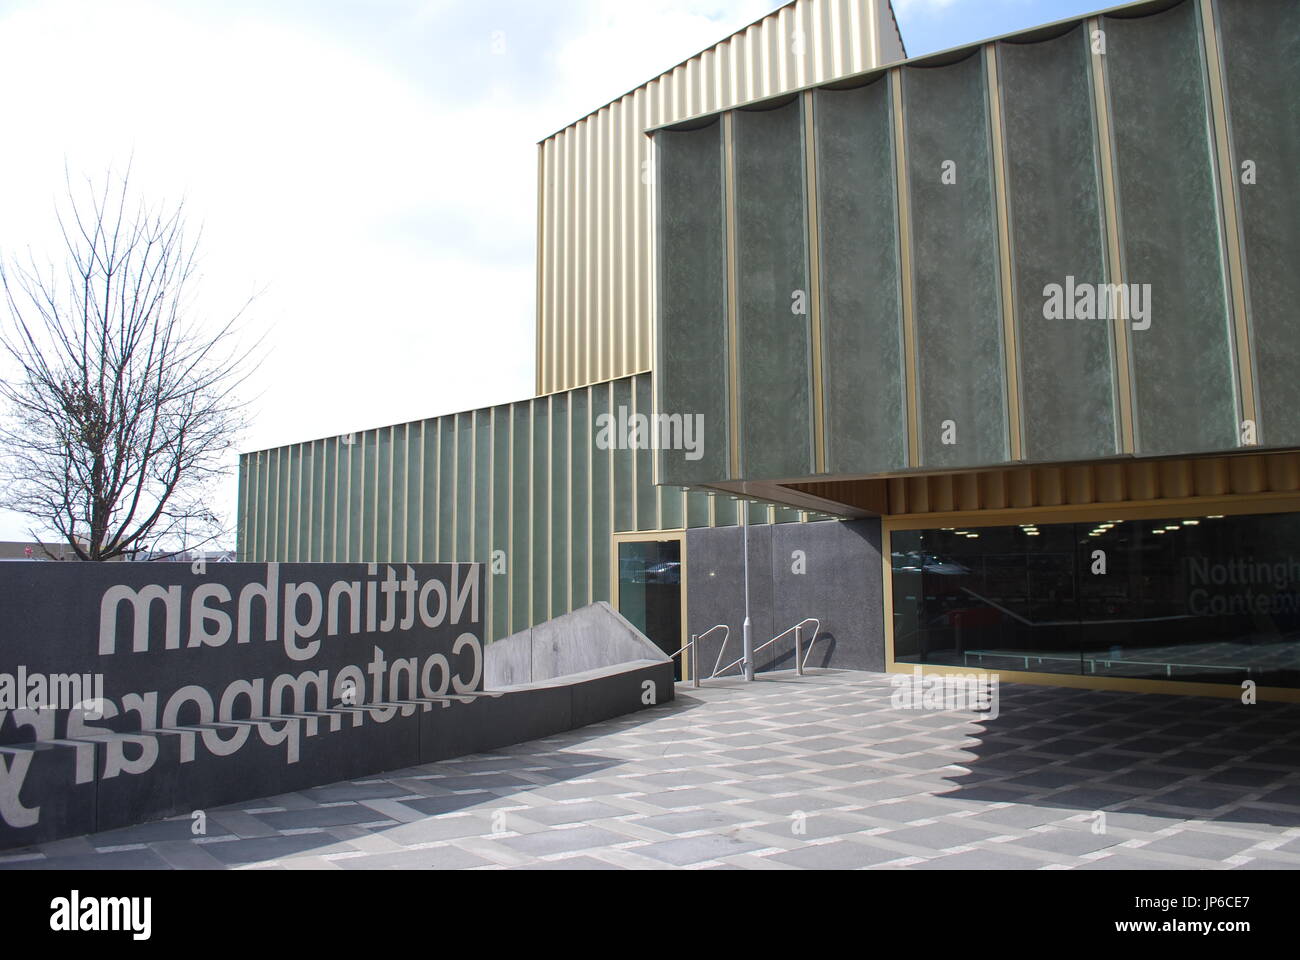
(616, 538, 684, 681)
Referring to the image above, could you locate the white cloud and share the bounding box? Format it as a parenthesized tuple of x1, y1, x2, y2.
(0, 0, 768, 545)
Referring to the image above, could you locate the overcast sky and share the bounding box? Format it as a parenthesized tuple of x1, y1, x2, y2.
(0, 0, 1106, 546)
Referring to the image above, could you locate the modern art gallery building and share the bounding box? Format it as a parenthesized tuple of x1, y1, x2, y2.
(238, 0, 1300, 702)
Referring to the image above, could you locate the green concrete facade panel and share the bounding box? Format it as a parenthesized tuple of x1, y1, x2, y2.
(686, 489, 711, 528)
(550, 393, 570, 616)
(904, 53, 1009, 470)
(734, 100, 814, 481)
(491, 407, 511, 639)
(612, 378, 635, 532)
(999, 26, 1120, 463)
(282, 445, 296, 561)
(420, 423, 437, 562)
(570, 389, 590, 609)
(305, 440, 321, 561)
(403, 428, 419, 563)
(713, 494, 738, 527)
(1105, 0, 1239, 456)
(814, 79, 908, 475)
(347, 442, 364, 562)
(362, 431, 377, 560)
(456, 411, 473, 560)
(473, 410, 491, 563)
(634, 374, 657, 531)
(589, 382, 612, 605)
(531, 397, 549, 624)
(510, 403, 530, 632)
(435, 418, 453, 559)
(654, 122, 731, 486)
(376, 428, 391, 561)
(1215, 0, 1300, 447)
(323, 438, 337, 562)
(659, 486, 684, 531)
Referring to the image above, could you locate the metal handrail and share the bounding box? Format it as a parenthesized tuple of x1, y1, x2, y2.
(671, 624, 729, 688)
(712, 618, 822, 679)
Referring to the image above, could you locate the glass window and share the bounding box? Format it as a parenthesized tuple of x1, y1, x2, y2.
(891, 511, 1300, 688)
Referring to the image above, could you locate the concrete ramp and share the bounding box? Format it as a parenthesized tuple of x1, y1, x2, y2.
(485, 601, 670, 688)
(428, 603, 675, 768)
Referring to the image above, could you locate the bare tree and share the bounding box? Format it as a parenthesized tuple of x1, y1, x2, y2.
(0, 167, 258, 561)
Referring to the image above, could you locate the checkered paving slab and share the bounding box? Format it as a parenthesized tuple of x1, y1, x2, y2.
(4, 671, 1299, 870)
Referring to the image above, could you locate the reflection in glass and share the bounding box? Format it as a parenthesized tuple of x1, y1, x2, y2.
(892, 512, 1300, 688)
(618, 540, 684, 681)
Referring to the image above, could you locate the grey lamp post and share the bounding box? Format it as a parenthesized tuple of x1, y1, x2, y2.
(742, 500, 753, 681)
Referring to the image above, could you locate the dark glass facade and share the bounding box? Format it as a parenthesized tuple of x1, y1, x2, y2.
(891, 511, 1300, 688)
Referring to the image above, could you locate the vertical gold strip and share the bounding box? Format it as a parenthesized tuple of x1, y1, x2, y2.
(416, 423, 425, 563)
(400, 425, 409, 561)
(536, 145, 545, 394)
(986, 45, 1024, 463)
(723, 111, 742, 479)
(506, 404, 515, 635)
(870, 0, 881, 66)
(304, 442, 314, 561)
(371, 432, 380, 563)
(891, 68, 920, 467)
(473, 411, 483, 561)
(1198, 0, 1256, 437)
(432, 419, 441, 561)
(1089, 16, 1135, 455)
(803, 90, 827, 475)
(342, 439, 351, 562)
(293, 444, 303, 561)
(451, 416, 460, 562)
(354, 438, 364, 561)
(386, 427, 395, 563)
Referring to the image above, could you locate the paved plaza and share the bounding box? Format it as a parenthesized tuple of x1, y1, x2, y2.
(5, 670, 1300, 870)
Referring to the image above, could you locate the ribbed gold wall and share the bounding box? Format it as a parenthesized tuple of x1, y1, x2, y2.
(535, 0, 904, 396)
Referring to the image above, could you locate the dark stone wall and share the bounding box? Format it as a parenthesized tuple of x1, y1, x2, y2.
(685, 518, 884, 677)
(0, 562, 672, 849)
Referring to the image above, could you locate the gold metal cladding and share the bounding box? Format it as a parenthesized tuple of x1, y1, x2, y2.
(535, 0, 884, 396)
(1198, 0, 1257, 439)
(803, 90, 828, 475)
(891, 68, 920, 468)
(1088, 15, 1135, 455)
(985, 45, 1024, 464)
(723, 110, 742, 480)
